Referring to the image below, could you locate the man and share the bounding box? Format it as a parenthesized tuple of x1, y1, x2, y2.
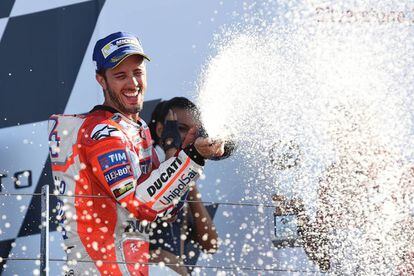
(48, 31, 224, 275)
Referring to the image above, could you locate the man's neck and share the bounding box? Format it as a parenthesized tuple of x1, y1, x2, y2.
(101, 103, 140, 123)
(129, 113, 140, 122)
(117, 110, 140, 123)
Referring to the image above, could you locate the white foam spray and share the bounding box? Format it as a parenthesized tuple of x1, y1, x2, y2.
(197, 0, 414, 274)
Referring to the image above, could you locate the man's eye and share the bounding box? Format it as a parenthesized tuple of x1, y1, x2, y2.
(115, 75, 125, 79)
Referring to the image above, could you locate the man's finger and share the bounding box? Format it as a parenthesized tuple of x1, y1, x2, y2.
(182, 127, 197, 147)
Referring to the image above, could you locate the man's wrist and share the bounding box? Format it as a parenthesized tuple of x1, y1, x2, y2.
(184, 144, 205, 166)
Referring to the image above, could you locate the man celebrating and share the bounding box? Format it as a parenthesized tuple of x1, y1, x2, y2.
(48, 32, 224, 275)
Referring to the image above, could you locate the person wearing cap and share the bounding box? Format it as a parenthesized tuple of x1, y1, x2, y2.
(48, 31, 225, 276)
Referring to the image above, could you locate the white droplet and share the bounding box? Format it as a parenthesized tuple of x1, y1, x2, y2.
(100, 226, 108, 233)
(92, 242, 99, 251)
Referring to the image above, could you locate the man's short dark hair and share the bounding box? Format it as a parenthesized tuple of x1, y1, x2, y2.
(96, 68, 107, 78)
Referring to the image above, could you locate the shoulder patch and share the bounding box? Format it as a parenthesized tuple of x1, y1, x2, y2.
(112, 181, 134, 199)
(91, 124, 123, 140)
(104, 164, 133, 185)
(98, 150, 129, 171)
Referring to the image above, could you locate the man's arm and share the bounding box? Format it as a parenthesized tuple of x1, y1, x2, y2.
(87, 134, 206, 221)
(87, 131, 224, 223)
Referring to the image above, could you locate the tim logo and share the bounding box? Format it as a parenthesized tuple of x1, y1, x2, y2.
(98, 150, 128, 170)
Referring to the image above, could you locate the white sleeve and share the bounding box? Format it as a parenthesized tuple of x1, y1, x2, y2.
(134, 148, 203, 215)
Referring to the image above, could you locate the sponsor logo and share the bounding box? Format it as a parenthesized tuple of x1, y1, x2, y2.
(54, 176, 66, 195)
(98, 150, 128, 171)
(110, 114, 122, 123)
(53, 176, 68, 239)
(65, 270, 75, 276)
(101, 37, 140, 58)
(113, 181, 134, 198)
(140, 158, 152, 175)
(91, 124, 120, 140)
(101, 42, 118, 58)
(48, 117, 60, 158)
(147, 157, 183, 197)
(104, 164, 132, 185)
(159, 168, 198, 205)
(110, 55, 123, 63)
(124, 220, 150, 234)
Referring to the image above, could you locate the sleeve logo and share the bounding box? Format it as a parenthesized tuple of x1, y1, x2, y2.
(91, 124, 122, 140)
(104, 164, 132, 185)
(98, 150, 128, 171)
(113, 181, 134, 198)
(158, 168, 197, 205)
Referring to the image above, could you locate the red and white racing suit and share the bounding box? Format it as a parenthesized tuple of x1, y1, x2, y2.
(48, 105, 204, 275)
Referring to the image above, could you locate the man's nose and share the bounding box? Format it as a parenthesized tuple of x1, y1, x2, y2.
(126, 76, 140, 89)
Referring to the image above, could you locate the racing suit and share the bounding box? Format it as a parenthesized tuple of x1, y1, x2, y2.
(48, 105, 204, 275)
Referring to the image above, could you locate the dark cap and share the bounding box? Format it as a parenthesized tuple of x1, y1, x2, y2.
(92, 31, 150, 71)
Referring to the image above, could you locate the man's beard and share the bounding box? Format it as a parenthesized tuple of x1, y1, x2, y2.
(106, 85, 143, 115)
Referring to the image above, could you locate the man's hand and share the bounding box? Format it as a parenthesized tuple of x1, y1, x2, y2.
(194, 137, 225, 159)
(182, 127, 198, 148)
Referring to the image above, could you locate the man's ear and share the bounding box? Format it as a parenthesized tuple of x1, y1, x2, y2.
(95, 73, 107, 90)
(156, 122, 163, 139)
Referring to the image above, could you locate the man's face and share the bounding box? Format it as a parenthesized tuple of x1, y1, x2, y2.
(96, 55, 147, 116)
